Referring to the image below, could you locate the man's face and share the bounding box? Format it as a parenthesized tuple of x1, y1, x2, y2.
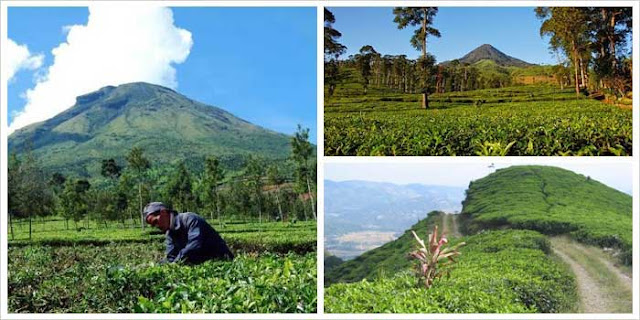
(146, 209, 171, 232)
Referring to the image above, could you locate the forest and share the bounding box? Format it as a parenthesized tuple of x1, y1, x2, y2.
(7, 125, 317, 239)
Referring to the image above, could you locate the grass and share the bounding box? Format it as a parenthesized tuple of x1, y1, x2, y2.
(325, 81, 632, 156)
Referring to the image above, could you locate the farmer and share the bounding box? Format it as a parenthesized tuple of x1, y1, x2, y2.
(143, 202, 234, 264)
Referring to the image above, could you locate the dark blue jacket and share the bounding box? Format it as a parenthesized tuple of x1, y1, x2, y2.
(165, 212, 234, 264)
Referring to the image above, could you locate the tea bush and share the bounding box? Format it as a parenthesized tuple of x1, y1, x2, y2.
(8, 220, 317, 313)
(325, 85, 631, 156)
(461, 166, 632, 264)
(325, 229, 576, 313)
(9, 244, 316, 313)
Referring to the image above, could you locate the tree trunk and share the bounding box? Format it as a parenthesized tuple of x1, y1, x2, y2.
(9, 213, 14, 240)
(275, 184, 284, 223)
(305, 176, 316, 220)
(572, 42, 580, 97)
(422, 92, 428, 109)
(215, 188, 222, 229)
(129, 207, 135, 227)
(29, 213, 32, 240)
(579, 56, 587, 89)
(138, 183, 144, 229)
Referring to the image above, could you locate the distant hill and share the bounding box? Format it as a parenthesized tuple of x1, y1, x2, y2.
(325, 211, 444, 286)
(8, 82, 293, 177)
(461, 165, 632, 264)
(324, 180, 465, 259)
(441, 44, 534, 68)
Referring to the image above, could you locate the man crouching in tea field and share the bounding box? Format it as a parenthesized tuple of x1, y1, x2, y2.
(144, 202, 234, 264)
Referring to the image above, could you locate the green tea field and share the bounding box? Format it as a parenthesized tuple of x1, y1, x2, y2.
(325, 82, 632, 156)
(8, 220, 317, 313)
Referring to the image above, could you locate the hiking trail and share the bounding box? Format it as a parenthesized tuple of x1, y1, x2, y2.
(550, 237, 632, 313)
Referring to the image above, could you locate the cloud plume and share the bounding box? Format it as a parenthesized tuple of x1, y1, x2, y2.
(9, 4, 192, 134)
(5, 38, 43, 82)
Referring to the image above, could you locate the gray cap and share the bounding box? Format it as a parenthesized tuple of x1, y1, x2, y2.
(143, 202, 168, 219)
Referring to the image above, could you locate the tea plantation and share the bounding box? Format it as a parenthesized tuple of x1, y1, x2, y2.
(8, 220, 317, 313)
(461, 165, 632, 264)
(325, 166, 631, 313)
(325, 218, 576, 313)
(325, 84, 631, 156)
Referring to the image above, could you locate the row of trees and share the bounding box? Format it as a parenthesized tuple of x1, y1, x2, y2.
(325, 7, 632, 102)
(8, 126, 316, 239)
(536, 7, 632, 97)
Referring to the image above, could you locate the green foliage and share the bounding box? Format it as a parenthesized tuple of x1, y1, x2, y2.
(325, 229, 576, 313)
(9, 245, 316, 313)
(8, 220, 317, 313)
(325, 85, 631, 156)
(461, 165, 632, 264)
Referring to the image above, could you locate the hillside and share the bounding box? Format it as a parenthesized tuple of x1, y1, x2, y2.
(441, 44, 534, 68)
(460, 165, 632, 264)
(325, 218, 576, 313)
(8, 82, 293, 177)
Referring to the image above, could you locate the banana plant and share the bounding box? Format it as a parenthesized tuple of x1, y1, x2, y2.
(409, 225, 466, 288)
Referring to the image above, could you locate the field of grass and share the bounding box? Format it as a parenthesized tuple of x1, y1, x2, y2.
(325, 82, 632, 156)
(325, 223, 576, 313)
(8, 219, 317, 313)
(460, 166, 632, 264)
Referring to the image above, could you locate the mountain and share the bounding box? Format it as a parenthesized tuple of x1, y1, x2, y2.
(324, 180, 465, 259)
(8, 82, 293, 176)
(461, 165, 632, 264)
(441, 44, 534, 68)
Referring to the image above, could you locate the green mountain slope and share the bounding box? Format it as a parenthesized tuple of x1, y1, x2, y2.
(9, 82, 292, 176)
(441, 44, 534, 67)
(460, 165, 632, 263)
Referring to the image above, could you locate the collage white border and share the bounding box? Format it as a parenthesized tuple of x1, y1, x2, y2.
(0, 1, 638, 319)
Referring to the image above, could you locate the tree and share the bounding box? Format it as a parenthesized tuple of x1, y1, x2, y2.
(59, 179, 90, 229)
(202, 156, 225, 225)
(165, 161, 195, 213)
(354, 45, 379, 94)
(126, 147, 151, 229)
(393, 7, 441, 108)
(101, 158, 122, 180)
(8, 148, 54, 239)
(291, 125, 316, 220)
(325, 8, 348, 98)
(267, 164, 285, 222)
(536, 7, 590, 97)
(245, 156, 265, 223)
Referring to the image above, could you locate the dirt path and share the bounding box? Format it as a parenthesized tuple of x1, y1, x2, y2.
(441, 213, 461, 238)
(550, 237, 633, 313)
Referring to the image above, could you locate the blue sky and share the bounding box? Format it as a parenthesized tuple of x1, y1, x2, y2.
(325, 162, 633, 195)
(328, 7, 562, 64)
(7, 6, 317, 142)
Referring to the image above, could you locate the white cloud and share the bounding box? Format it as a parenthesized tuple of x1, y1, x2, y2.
(8, 4, 193, 134)
(4, 38, 43, 82)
